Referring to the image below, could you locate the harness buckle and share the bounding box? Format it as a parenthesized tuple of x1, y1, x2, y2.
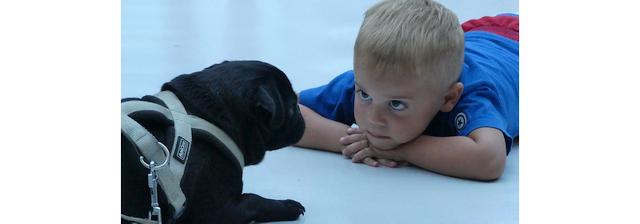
(148, 161, 162, 224)
(138, 142, 170, 224)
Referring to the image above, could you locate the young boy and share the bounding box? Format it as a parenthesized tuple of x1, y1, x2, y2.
(295, 0, 518, 181)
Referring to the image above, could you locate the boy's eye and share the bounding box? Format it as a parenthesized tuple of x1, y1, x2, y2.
(357, 90, 372, 101)
(389, 100, 407, 111)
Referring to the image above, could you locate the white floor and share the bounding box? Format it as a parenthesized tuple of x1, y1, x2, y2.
(243, 145, 518, 224)
(122, 0, 519, 223)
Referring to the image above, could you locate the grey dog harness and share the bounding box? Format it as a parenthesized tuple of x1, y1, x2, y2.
(121, 91, 245, 224)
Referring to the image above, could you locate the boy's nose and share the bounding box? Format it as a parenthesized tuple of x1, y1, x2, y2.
(366, 105, 386, 127)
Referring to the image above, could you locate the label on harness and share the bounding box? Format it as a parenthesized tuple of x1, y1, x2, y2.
(173, 136, 191, 163)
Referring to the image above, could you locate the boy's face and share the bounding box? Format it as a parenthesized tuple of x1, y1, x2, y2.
(354, 66, 444, 150)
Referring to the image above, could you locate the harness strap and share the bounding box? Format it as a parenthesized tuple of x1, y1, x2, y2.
(189, 115, 245, 167)
(121, 100, 186, 215)
(151, 91, 244, 167)
(121, 214, 159, 224)
(121, 111, 166, 170)
(152, 91, 193, 211)
(121, 100, 173, 120)
(121, 91, 246, 223)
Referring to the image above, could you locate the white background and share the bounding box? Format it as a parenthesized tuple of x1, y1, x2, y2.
(1, 0, 639, 223)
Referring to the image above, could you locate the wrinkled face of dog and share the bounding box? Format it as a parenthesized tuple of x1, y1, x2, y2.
(163, 60, 305, 165)
(208, 61, 306, 161)
(249, 65, 306, 151)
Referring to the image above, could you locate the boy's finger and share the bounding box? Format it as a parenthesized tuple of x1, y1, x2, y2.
(346, 127, 364, 134)
(339, 133, 366, 145)
(363, 157, 379, 167)
(351, 147, 372, 163)
(377, 159, 398, 168)
(341, 140, 368, 158)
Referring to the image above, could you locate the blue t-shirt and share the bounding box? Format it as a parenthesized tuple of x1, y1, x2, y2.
(299, 31, 519, 154)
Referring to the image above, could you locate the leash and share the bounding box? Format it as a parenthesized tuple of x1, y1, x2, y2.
(121, 142, 170, 224)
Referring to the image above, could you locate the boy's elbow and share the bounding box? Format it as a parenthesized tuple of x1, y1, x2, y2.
(475, 147, 506, 181)
(467, 129, 507, 181)
(479, 158, 505, 181)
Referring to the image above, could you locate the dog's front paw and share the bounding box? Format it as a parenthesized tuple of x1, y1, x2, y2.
(242, 193, 305, 222)
(278, 199, 305, 219)
(257, 199, 305, 222)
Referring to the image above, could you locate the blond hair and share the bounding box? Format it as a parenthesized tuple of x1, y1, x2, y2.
(354, 0, 464, 90)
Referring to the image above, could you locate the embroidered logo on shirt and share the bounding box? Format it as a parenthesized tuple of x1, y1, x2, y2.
(455, 112, 467, 131)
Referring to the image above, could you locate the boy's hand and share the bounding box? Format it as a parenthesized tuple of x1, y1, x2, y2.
(339, 127, 367, 156)
(350, 146, 407, 168)
(339, 127, 404, 168)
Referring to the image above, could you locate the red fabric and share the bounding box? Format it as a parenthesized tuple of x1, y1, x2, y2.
(461, 15, 519, 41)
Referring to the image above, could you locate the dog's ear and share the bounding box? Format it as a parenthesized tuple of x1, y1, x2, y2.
(203, 60, 230, 70)
(255, 86, 285, 128)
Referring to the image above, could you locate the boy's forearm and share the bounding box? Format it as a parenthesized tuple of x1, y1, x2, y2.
(381, 130, 506, 180)
(294, 104, 350, 153)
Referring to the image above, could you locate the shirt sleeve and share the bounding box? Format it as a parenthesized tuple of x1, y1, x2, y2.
(449, 31, 519, 155)
(298, 70, 356, 126)
(451, 84, 515, 154)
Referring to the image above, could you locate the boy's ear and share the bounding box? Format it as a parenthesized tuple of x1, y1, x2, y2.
(440, 82, 463, 112)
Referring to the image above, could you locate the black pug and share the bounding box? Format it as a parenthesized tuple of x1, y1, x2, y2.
(121, 60, 306, 223)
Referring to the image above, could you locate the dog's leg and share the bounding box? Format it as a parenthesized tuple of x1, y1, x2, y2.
(236, 193, 305, 223)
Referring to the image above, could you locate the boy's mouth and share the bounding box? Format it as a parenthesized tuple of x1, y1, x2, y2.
(366, 130, 390, 139)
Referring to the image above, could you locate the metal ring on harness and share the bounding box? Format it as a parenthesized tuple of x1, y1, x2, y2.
(139, 142, 170, 169)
